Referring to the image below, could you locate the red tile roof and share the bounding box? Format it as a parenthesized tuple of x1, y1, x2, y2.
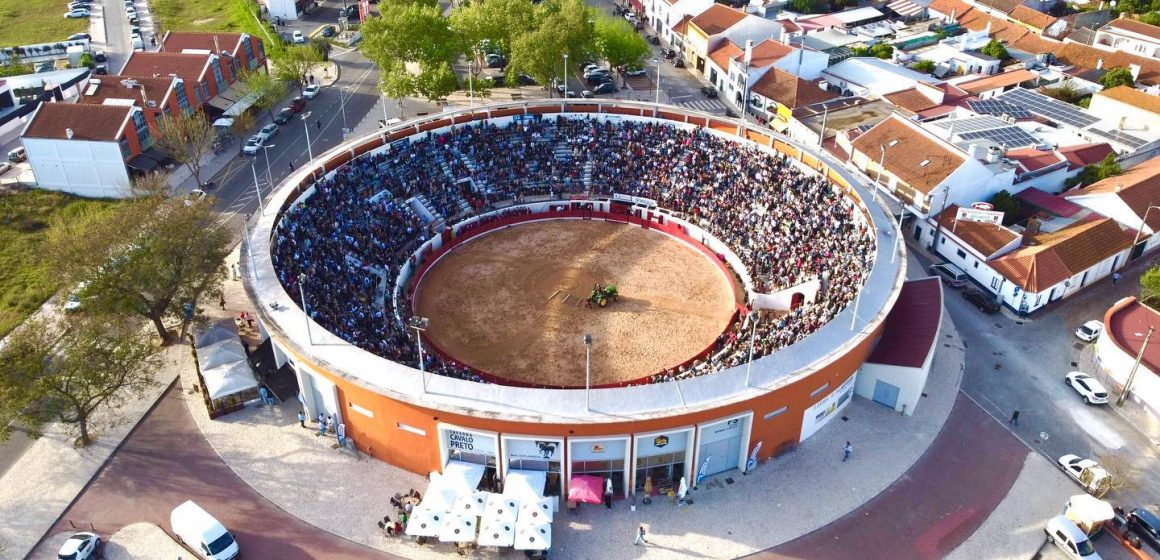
(1059, 143, 1114, 170)
(122, 52, 211, 83)
(1014, 186, 1084, 217)
(1008, 5, 1058, 30)
(957, 69, 1039, 94)
(1105, 297, 1160, 376)
(690, 4, 747, 35)
(1067, 156, 1160, 231)
(989, 218, 1134, 292)
(750, 68, 837, 109)
(672, 14, 693, 35)
(936, 204, 1021, 257)
(1094, 85, 1160, 115)
(747, 39, 794, 68)
(161, 31, 244, 55)
(884, 88, 940, 112)
(80, 75, 176, 110)
(709, 40, 744, 70)
(23, 102, 131, 141)
(851, 115, 966, 195)
(1105, 17, 1160, 41)
(1005, 147, 1061, 173)
(866, 277, 943, 368)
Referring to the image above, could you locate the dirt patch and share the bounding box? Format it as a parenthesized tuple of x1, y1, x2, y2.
(414, 220, 735, 386)
(191, 17, 216, 25)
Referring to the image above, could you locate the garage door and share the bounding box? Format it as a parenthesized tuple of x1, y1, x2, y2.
(699, 431, 742, 477)
(872, 380, 900, 409)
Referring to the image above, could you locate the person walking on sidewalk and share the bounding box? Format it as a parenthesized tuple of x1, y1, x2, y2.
(1112, 272, 1121, 286)
(219, 294, 226, 310)
(634, 525, 649, 546)
(842, 441, 853, 462)
(297, 410, 306, 428)
(1009, 410, 1019, 425)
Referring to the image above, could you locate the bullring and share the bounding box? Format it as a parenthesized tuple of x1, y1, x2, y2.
(244, 100, 905, 501)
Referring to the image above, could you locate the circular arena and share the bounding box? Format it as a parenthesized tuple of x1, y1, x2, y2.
(246, 101, 904, 499)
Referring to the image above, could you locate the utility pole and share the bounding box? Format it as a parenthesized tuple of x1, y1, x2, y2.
(584, 333, 592, 411)
(1118, 326, 1154, 406)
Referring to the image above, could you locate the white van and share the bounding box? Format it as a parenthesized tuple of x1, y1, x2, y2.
(170, 500, 239, 560)
(1046, 515, 1101, 559)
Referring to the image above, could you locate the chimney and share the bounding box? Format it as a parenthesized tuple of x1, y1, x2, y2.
(1115, 182, 1123, 192)
(65, 128, 74, 139)
(1096, 58, 1104, 70)
(1130, 63, 1141, 80)
(1023, 217, 1041, 244)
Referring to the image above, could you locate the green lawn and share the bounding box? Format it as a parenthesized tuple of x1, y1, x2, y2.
(0, 0, 88, 47)
(0, 189, 119, 338)
(152, 0, 247, 34)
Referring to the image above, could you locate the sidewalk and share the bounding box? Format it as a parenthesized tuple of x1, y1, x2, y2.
(167, 250, 965, 559)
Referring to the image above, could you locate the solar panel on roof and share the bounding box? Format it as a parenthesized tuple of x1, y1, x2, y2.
(1086, 127, 1148, 150)
(929, 115, 1010, 133)
(998, 88, 1100, 129)
(960, 126, 1040, 148)
(966, 99, 1033, 119)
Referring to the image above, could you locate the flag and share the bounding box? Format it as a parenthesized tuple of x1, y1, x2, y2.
(696, 456, 711, 485)
(746, 440, 763, 472)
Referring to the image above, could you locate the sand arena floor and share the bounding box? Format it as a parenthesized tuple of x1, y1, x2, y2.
(413, 219, 737, 386)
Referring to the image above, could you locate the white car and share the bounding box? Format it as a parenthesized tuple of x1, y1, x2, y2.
(64, 8, 90, 17)
(57, 531, 102, 559)
(256, 123, 279, 142)
(1058, 454, 1110, 494)
(1065, 371, 1109, 404)
(303, 83, 321, 99)
(183, 189, 207, 207)
(292, 30, 306, 44)
(1075, 320, 1104, 342)
(242, 135, 264, 155)
(0, 161, 12, 175)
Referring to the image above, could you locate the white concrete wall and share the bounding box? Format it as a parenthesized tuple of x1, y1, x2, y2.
(1095, 329, 1160, 418)
(23, 137, 132, 198)
(1087, 94, 1160, 136)
(266, 0, 298, 21)
(773, 49, 829, 81)
(855, 363, 925, 415)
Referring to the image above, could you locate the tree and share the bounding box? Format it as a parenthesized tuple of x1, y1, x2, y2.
(1066, 153, 1121, 189)
(1090, 452, 1137, 498)
(0, 315, 161, 446)
(0, 53, 33, 77)
(989, 190, 1021, 225)
(786, 0, 826, 13)
(1099, 66, 1136, 89)
(870, 43, 893, 59)
(230, 110, 256, 139)
(1141, 11, 1160, 25)
(505, 0, 596, 87)
(594, 14, 649, 71)
(153, 110, 215, 188)
(1141, 264, 1160, 307)
(47, 195, 231, 343)
(361, 0, 462, 90)
(380, 59, 417, 112)
(449, 0, 537, 59)
(415, 59, 459, 101)
(1043, 80, 1089, 106)
(272, 44, 324, 94)
(79, 52, 94, 69)
(237, 69, 286, 123)
(911, 59, 935, 73)
(981, 39, 1009, 60)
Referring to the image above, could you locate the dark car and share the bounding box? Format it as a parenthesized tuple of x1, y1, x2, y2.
(648, 35, 660, 45)
(338, 5, 357, 17)
(274, 107, 293, 124)
(593, 82, 617, 95)
(516, 73, 536, 86)
(92, 64, 108, 75)
(700, 85, 718, 98)
(962, 288, 1000, 313)
(68, 32, 91, 41)
(320, 25, 337, 37)
(92, 50, 107, 62)
(485, 53, 507, 68)
(289, 96, 306, 112)
(586, 73, 613, 85)
(1127, 508, 1160, 552)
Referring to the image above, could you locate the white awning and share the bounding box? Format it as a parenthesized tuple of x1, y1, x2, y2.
(513, 521, 551, 551)
(502, 469, 546, 504)
(443, 460, 485, 493)
(438, 513, 478, 543)
(201, 360, 259, 400)
(484, 493, 519, 524)
(478, 518, 516, 547)
(404, 505, 448, 537)
(519, 497, 553, 523)
(451, 492, 489, 517)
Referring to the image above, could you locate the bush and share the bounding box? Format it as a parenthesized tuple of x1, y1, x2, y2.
(981, 39, 1009, 60)
(989, 190, 1020, 225)
(912, 59, 935, 73)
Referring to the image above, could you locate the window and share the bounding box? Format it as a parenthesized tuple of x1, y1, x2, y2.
(764, 405, 788, 420)
(940, 238, 946, 245)
(810, 383, 830, 398)
(956, 249, 967, 259)
(174, 81, 192, 114)
(118, 138, 131, 158)
(396, 422, 425, 436)
(132, 109, 151, 149)
(990, 277, 1000, 289)
(243, 36, 254, 67)
(210, 60, 226, 94)
(973, 261, 979, 269)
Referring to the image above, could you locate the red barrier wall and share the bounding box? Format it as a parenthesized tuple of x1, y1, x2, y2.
(406, 205, 745, 388)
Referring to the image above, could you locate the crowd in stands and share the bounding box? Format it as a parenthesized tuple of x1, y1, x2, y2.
(272, 115, 876, 384)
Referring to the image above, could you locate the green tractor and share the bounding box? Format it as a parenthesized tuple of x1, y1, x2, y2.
(589, 283, 619, 307)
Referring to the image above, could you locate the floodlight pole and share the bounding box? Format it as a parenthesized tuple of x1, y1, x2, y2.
(744, 313, 760, 387)
(298, 273, 313, 345)
(251, 163, 265, 216)
(1118, 326, 1154, 406)
(302, 112, 313, 161)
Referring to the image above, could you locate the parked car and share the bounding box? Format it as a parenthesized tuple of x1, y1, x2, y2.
(273, 108, 293, 125)
(183, 189, 207, 207)
(648, 34, 660, 44)
(57, 531, 102, 560)
(68, 32, 91, 41)
(700, 85, 718, 98)
(962, 287, 999, 313)
(8, 147, 26, 162)
(289, 96, 306, 112)
(625, 67, 646, 77)
(928, 262, 967, 288)
(1064, 371, 1109, 404)
(241, 135, 264, 155)
(586, 74, 613, 86)
(1075, 320, 1104, 342)
(583, 66, 609, 78)
(92, 64, 108, 75)
(338, 4, 357, 17)
(256, 123, 279, 141)
(580, 90, 594, 98)
(0, 162, 12, 175)
(1125, 508, 1160, 552)
(303, 83, 321, 99)
(93, 49, 107, 62)
(292, 30, 306, 44)
(516, 73, 536, 86)
(1045, 515, 1100, 559)
(1058, 454, 1110, 494)
(320, 25, 337, 38)
(64, 9, 90, 17)
(125, 7, 137, 17)
(171, 501, 239, 560)
(67, 3, 91, 11)
(485, 53, 507, 68)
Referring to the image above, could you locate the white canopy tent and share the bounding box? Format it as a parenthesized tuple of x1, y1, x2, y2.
(484, 494, 519, 524)
(438, 514, 478, 543)
(201, 360, 261, 400)
(194, 320, 259, 402)
(478, 519, 516, 547)
(519, 498, 554, 523)
(513, 521, 552, 551)
(443, 460, 485, 493)
(404, 505, 448, 537)
(451, 492, 489, 517)
(502, 469, 547, 504)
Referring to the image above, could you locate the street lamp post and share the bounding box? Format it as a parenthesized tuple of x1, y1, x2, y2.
(1118, 326, 1154, 406)
(584, 333, 592, 411)
(301, 111, 313, 161)
(340, 86, 350, 135)
(409, 316, 430, 393)
(250, 163, 265, 216)
(563, 53, 569, 99)
(260, 143, 277, 196)
(929, 184, 951, 252)
(744, 312, 760, 387)
(653, 56, 661, 117)
(1129, 204, 1160, 259)
(298, 273, 313, 344)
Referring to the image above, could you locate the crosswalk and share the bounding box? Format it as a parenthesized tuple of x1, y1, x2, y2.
(676, 98, 728, 114)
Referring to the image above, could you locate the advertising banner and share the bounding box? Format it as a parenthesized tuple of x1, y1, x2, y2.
(444, 427, 496, 455)
(799, 375, 856, 440)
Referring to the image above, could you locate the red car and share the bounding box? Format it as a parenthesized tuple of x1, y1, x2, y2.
(289, 96, 306, 113)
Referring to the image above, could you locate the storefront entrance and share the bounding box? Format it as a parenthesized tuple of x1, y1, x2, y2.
(695, 413, 751, 479)
(439, 424, 499, 492)
(633, 429, 693, 496)
(568, 436, 629, 498)
(502, 435, 563, 498)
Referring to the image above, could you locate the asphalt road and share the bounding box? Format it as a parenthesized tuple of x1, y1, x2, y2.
(911, 238, 1160, 511)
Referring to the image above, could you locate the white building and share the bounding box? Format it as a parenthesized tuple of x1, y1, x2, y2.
(1087, 86, 1160, 137)
(706, 38, 829, 104)
(1094, 17, 1160, 60)
(855, 277, 942, 416)
(822, 57, 943, 96)
(1065, 155, 1160, 260)
(647, 0, 716, 48)
(21, 102, 148, 198)
(912, 28, 1002, 76)
(683, 4, 784, 78)
(1094, 297, 1160, 432)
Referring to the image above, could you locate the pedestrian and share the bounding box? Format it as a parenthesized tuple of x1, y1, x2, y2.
(297, 409, 306, 428)
(1112, 272, 1121, 286)
(316, 119, 321, 130)
(337, 422, 346, 446)
(231, 263, 239, 280)
(634, 524, 649, 546)
(603, 477, 613, 508)
(219, 293, 226, 310)
(310, 74, 315, 84)
(842, 441, 853, 462)
(317, 412, 326, 436)
(1009, 410, 1020, 425)
(288, 161, 295, 172)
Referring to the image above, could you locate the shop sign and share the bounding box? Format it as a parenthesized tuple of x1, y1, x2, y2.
(799, 375, 855, 441)
(506, 438, 561, 461)
(653, 435, 669, 448)
(590, 444, 605, 454)
(445, 428, 495, 455)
